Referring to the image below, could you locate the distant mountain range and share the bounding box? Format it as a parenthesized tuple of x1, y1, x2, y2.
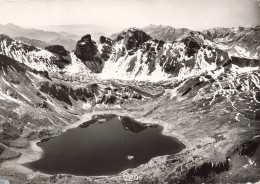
(0, 23, 78, 51)
(1, 22, 259, 61)
(1, 24, 259, 81)
(142, 24, 191, 42)
(0, 23, 123, 51)
(110, 24, 191, 42)
(15, 36, 49, 49)
(0, 23, 75, 42)
(36, 24, 121, 40)
(0, 23, 260, 184)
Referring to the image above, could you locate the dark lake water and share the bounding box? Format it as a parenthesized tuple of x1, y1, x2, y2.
(26, 114, 185, 176)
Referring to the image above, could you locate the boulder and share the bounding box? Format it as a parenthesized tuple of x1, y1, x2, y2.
(131, 92, 142, 100)
(127, 155, 135, 160)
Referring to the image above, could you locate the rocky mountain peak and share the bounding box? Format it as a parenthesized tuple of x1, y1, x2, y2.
(99, 36, 113, 61)
(202, 25, 260, 59)
(0, 23, 260, 184)
(115, 27, 152, 55)
(75, 34, 98, 61)
(0, 34, 76, 72)
(74, 34, 104, 73)
(81, 34, 92, 41)
(45, 45, 71, 69)
(99, 35, 112, 45)
(180, 32, 208, 57)
(116, 27, 151, 42)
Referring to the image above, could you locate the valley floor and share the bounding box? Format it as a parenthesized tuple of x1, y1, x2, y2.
(0, 80, 259, 184)
(0, 22, 259, 184)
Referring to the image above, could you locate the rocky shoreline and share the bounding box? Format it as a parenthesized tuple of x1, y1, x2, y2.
(0, 86, 259, 184)
(0, 25, 259, 183)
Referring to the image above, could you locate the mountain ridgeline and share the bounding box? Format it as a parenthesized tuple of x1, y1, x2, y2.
(0, 25, 259, 80)
(0, 24, 260, 184)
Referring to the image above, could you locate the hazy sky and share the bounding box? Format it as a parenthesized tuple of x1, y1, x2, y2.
(0, 0, 259, 30)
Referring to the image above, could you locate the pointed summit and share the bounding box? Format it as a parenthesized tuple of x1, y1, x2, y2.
(115, 27, 152, 55)
(74, 34, 104, 73)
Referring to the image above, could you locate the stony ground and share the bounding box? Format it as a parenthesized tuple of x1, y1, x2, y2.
(0, 73, 260, 184)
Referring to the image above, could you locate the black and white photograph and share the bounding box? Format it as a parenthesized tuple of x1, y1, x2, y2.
(0, 0, 259, 183)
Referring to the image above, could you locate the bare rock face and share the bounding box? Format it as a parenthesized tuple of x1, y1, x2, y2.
(75, 34, 96, 61)
(45, 45, 71, 69)
(203, 26, 260, 59)
(37, 81, 95, 106)
(74, 34, 104, 73)
(116, 28, 152, 55)
(45, 45, 69, 57)
(161, 33, 231, 75)
(99, 35, 110, 44)
(99, 36, 113, 61)
(104, 28, 233, 79)
(230, 56, 260, 68)
(182, 36, 202, 57)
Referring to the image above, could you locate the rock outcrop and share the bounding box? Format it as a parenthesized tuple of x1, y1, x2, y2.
(45, 45, 71, 69)
(230, 56, 260, 67)
(74, 34, 104, 73)
(100, 28, 233, 80)
(0, 34, 71, 72)
(203, 25, 260, 59)
(37, 81, 95, 105)
(116, 28, 152, 55)
(99, 36, 113, 61)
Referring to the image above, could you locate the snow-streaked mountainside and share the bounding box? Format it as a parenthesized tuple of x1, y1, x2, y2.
(100, 28, 232, 81)
(203, 26, 260, 59)
(0, 25, 259, 82)
(0, 24, 260, 184)
(0, 34, 92, 78)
